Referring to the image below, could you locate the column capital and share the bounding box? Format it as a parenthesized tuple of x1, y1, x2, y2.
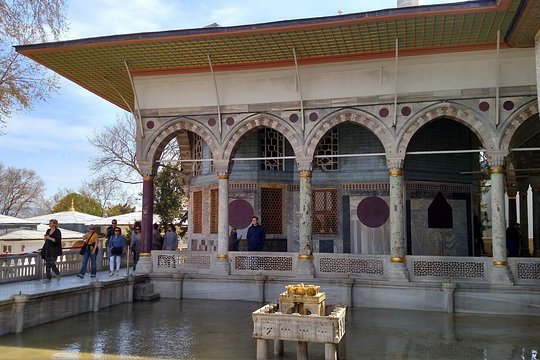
(485, 150, 508, 169)
(297, 157, 313, 172)
(386, 157, 404, 172)
(138, 160, 156, 177)
(213, 159, 231, 176)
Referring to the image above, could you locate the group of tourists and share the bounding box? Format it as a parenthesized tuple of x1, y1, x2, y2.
(75, 219, 141, 278)
(152, 223, 180, 251)
(39, 215, 259, 283)
(75, 220, 179, 278)
(39, 214, 262, 283)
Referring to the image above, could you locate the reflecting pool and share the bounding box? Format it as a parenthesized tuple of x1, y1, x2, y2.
(0, 299, 539, 359)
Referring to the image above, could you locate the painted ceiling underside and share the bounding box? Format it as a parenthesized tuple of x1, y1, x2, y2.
(15, 0, 538, 112)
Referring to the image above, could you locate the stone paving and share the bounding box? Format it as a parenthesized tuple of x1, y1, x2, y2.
(0, 268, 131, 301)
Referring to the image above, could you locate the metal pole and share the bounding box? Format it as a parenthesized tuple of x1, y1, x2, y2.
(393, 38, 399, 128)
(124, 61, 145, 139)
(126, 245, 130, 277)
(292, 48, 305, 132)
(496, 30, 500, 126)
(207, 55, 222, 135)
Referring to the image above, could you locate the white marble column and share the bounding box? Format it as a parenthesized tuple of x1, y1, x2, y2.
(387, 158, 409, 281)
(214, 160, 231, 275)
(518, 182, 530, 256)
(488, 153, 513, 284)
(297, 157, 315, 277)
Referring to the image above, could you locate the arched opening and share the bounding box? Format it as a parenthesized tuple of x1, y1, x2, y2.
(149, 127, 216, 251)
(505, 113, 540, 257)
(311, 122, 388, 255)
(404, 117, 483, 257)
(228, 125, 297, 252)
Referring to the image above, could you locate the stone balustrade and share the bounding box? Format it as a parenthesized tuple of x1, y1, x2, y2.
(3, 250, 540, 285)
(0, 248, 127, 284)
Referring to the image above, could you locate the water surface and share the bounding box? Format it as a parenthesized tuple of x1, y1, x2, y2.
(0, 299, 539, 359)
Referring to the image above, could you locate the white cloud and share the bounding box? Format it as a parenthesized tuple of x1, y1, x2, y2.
(6, 0, 469, 199)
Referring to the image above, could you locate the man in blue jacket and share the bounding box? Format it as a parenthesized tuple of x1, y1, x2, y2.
(247, 216, 266, 251)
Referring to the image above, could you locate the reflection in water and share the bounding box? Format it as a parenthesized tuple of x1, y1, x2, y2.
(0, 299, 538, 359)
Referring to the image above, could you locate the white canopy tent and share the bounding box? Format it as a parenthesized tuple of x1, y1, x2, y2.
(85, 212, 161, 226)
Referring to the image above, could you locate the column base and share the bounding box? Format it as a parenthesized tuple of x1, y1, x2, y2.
(296, 258, 315, 278)
(134, 255, 152, 274)
(213, 258, 231, 275)
(490, 264, 514, 285)
(387, 261, 409, 282)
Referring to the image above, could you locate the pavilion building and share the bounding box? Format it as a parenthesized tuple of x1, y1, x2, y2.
(15, 0, 540, 296)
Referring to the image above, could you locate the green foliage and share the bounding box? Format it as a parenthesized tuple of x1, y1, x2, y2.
(52, 192, 103, 216)
(106, 203, 136, 217)
(154, 165, 185, 226)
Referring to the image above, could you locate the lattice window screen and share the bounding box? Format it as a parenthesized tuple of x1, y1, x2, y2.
(210, 188, 219, 234)
(312, 189, 338, 235)
(260, 128, 284, 171)
(192, 134, 203, 176)
(315, 128, 339, 171)
(261, 188, 282, 234)
(193, 191, 203, 233)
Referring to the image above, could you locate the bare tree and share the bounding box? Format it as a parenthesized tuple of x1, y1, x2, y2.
(79, 177, 133, 216)
(89, 112, 182, 183)
(89, 112, 141, 183)
(0, 162, 45, 216)
(0, 0, 67, 127)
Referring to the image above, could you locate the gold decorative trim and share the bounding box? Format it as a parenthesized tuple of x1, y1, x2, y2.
(388, 169, 403, 177)
(493, 260, 508, 267)
(390, 257, 406, 263)
(489, 166, 505, 174)
(298, 254, 314, 260)
(218, 174, 229, 180)
(141, 252, 151, 257)
(143, 176, 153, 182)
(299, 171, 312, 178)
(217, 254, 228, 260)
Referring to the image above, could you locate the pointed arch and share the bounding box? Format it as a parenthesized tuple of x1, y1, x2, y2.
(395, 103, 496, 156)
(498, 100, 538, 151)
(304, 109, 393, 159)
(142, 117, 220, 164)
(220, 113, 303, 161)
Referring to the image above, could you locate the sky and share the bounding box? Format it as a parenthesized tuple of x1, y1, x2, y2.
(1, 0, 467, 201)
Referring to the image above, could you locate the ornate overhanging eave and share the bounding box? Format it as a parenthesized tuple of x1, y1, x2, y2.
(15, 0, 532, 112)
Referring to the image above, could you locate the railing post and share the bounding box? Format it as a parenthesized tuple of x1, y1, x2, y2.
(36, 256, 43, 280)
(11, 294, 29, 333)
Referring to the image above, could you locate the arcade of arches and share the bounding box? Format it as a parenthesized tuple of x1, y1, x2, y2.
(138, 99, 540, 282)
